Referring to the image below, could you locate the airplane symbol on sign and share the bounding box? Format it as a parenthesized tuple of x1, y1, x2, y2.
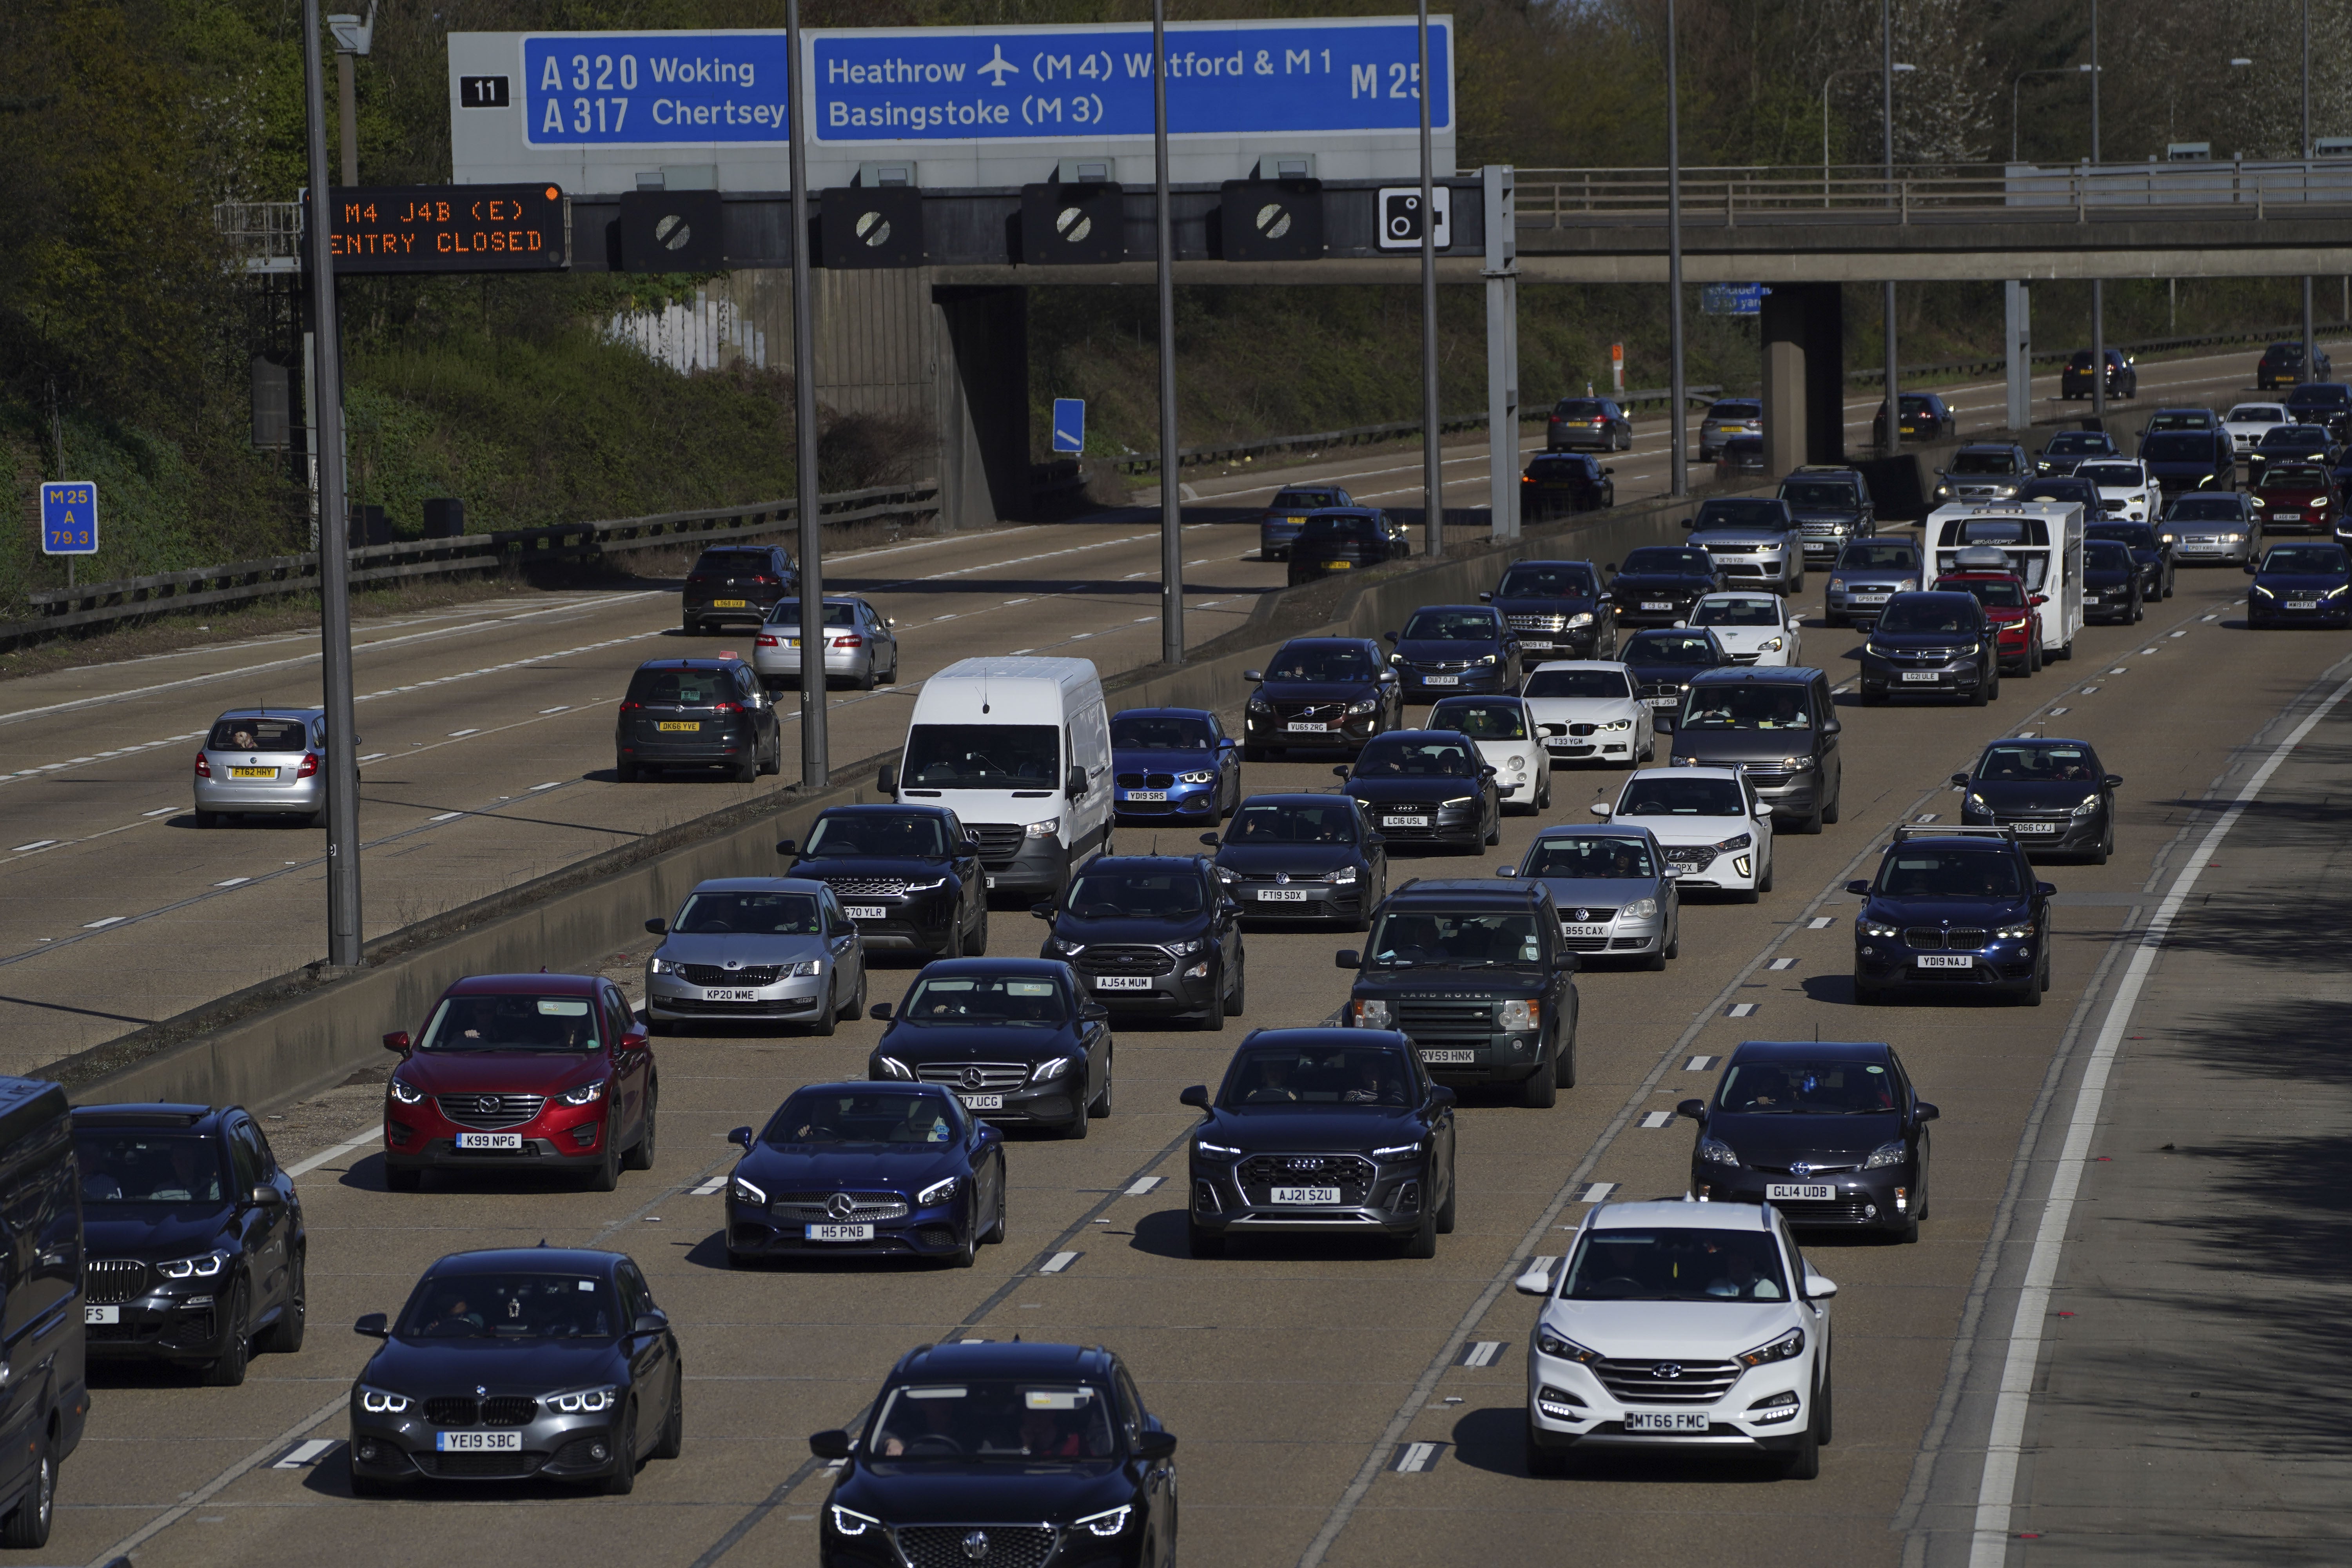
(978, 45, 1020, 87)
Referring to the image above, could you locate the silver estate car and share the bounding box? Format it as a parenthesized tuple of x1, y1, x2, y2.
(752, 597, 900, 691)
(193, 707, 328, 827)
(643, 878, 868, 1036)
(1497, 822, 1680, 969)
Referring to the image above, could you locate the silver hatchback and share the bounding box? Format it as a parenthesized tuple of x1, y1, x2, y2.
(192, 708, 327, 827)
(1498, 823, 1681, 968)
(643, 878, 867, 1035)
(752, 597, 900, 691)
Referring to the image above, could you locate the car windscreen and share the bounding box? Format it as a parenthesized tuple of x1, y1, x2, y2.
(1940, 578, 2027, 608)
(1365, 909, 1544, 969)
(1495, 564, 1597, 597)
(397, 1271, 620, 1340)
(672, 890, 821, 935)
(1693, 499, 1785, 529)
(1948, 451, 2019, 474)
(1777, 480, 1858, 507)
(1400, 609, 1501, 641)
(2226, 406, 2285, 423)
(2145, 413, 2210, 431)
(1555, 399, 1608, 417)
(2083, 540, 2135, 570)
(207, 717, 309, 752)
(419, 995, 602, 1053)
(1523, 668, 1632, 700)
(898, 974, 1069, 1025)
(765, 601, 855, 627)
(692, 550, 781, 576)
(764, 1088, 957, 1147)
(1976, 744, 2100, 782)
(2076, 463, 2143, 487)
(869, 1380, 1118, 1463)
(74, 1131, 224, 1205)
(2165, 496, 2246, 520)
(2286, 385, 2350, 407)
(1227, 800, 1357, 844)
(1271, 489, 1341, 509)
(1679, 686, 1815, 730)
(1621, 547, 1713, 574)
(1066, 869, 1205, 919)
(2043, 432, 2107, 453)
(2261, 545, 2352, 573)
(1111, 712, 1215, 751)
(1877, 849, 2024, 897)
(1690, 597, 1780, 627)
(1561, 1227, 1790, 1302)
(2086, 524, 2158, 549)
(1352, 737, 1477, 777)
(1621, 633, 1717, 664)
(1427, 699, 1527, 739)
(626, 668, 734, 706)
(901, 724, 1060, 789)
(1223, 1041, 1414, 1105)
(1617, 777, 1745, 816)
(2259, 463, 2330, 488)
(2140, 434, 2218, 461)
(1717, 1059, 1896, 1114)
(802, 812, 950, 858)
(2258, 426, 2329, 447)
(1523, 834, 1657, 879)
(1267, 646, 1376, 682)
(2018, 481, 2095, 504)
(1875, 599, 1977, 634)
(1836, 542, 1918, 569)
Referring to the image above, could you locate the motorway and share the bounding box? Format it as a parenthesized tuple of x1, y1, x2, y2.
(0, 340, 2326, 1076)
(34, 521, 2352, 1566)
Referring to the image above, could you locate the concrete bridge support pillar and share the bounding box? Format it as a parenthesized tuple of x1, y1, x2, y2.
(1761, 283, 1847, 472)
(933, 285, 1031, 531)
(2005, 281, 2032, 432)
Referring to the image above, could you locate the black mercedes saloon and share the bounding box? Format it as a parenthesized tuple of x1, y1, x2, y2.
(868, 960, 1112, 1138)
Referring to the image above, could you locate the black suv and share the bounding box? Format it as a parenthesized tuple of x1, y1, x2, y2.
(1035, 855, 1244, 1029)
(1777, 467, 1876, 566)
(73, 1102, 306, 1385)
(1210, 796, 1388, 931)
(1520, 453, 1615, 518)
(1669, 666, 1844, 832)
(778, 804, 990, 957)
(1338, 878, 1580, 1108)
(1383, 604, 1521, 702)
(1934, 443, 2033, 505)
(1241, 638, 1400, 760)
(682, 544, 796, 635)
(1286, 510, 1410, 585)
(1481, 558, 1614, 661)
(2060, 348, 2136, 400)
(1607, 544, 1725, 628)
(1857, 592, 1999, 707)
(2284, 381, 2352, 439)
(615, 656, 783, 781)
(1848, 826, 2055, 1006)
(1338, 730, 1503, 855)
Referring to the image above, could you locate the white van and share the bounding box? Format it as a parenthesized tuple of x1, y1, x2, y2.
(882, 656, 1112, 899)
(1923, 499, 2085, 661)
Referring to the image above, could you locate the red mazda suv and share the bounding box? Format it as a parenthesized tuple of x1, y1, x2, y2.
(381, 974, 656, 1193)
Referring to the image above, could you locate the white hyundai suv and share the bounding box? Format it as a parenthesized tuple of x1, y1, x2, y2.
(1593, 766, 1774, 900)
(1518, 1198, 1836, 1479)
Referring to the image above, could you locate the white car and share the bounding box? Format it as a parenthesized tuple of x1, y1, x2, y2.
(1593, 766, 1774, 899)
(1424, 694, 1552, 813)
(1521, 662, 1654, 770)
(2223, 401, 2289, 455)
(2074, 458, 2161, 522)
(1683, 591, 1803, 666)
(1519, 1198, 1837, 1479)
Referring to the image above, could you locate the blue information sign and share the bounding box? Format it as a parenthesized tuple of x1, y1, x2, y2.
(1051, 399, 1086, 454)
(40, 482, 97, 557)
(1701, 283, 1769, 317)
(522, 32, 793, 146)
(814, 19, 1450, 144)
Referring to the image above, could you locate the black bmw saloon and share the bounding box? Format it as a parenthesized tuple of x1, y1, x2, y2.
(346, 1247, 683, 1495)
(869, 960, 1112, 1138)
(812, 1340, 1178, 1568)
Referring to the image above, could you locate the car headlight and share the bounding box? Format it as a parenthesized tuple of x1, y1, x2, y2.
(830, 1505, 882, 1537)
(1897, 578, 1918, 592)
(1996, 920, 2036, 940)
(1697, 1137, 1740, 1166)
(1077, 1505, 1133, 1537)
(900, 877, 948, 892)
(2329, 585, 2350, 599)
(1621, 897, 1658, 920)
(1497, 999, 1539, 1031)
(1565, 612, 1593, 628)
(1025, 818, 1061, 839)
(1247, 693, 1274, 713)
(1599, 719, 1632, 731)
(1346, 697, 1380, 715)
(1779, 755, 1810, 771)
(2251, 494, 2267, 506)
(1194, 1139, 1241, 1159)
(548, 1385, 619, 1414)
(1441, 796, 1476, 809)
(1826, 576, 1846, 592)
(647, 955, 679, 974)
(1506, 755, 1525, 770)
(2072, 794, 2102, 817)
(731, 1174, 768, 1205)
(1536, 1327, 1603, 1363)
(359, 1385, 412, 1415)
(1759, 637, 1783, 652)
(1323, 864, 1358, 884)
(1214, 865, 1238, 882)
(1965, 791, 1990, 812)
(1051, 937, 1085, 956)
(1863, 642, 1889, 659)
(1165, 937, 1205, 957)
(2253, 584, 2276, 598)
(1030, 1057, 1077, 1083)
(557, 1079, 608, 1105)
(1372, 1141, 1426, 1159)
(1176, 770, 1216, 785)
(876, 1056, 914, 1081)
(916, 1176, 961, 1207)
(388, 1077, 424, 1105)
(786, 958, 824, 978)
(1388, 652, 1405, 666)
(1862, 1140, 1907, 1170)
(159, 1249, 232, 1281)
(1858, 917, 1898, 937)
(1713, 831, 1753, 853)
(1737, 1328, 1806, 1367)
(1351, 998, 1393, 1027)
(2159, 532, 2176, 544)
(1475, 653, 1499, 666)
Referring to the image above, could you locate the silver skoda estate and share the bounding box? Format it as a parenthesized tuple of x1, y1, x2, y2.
(644, 878, 868, 1036)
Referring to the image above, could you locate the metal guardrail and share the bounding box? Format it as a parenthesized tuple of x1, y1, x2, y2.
(1847, 322, 2352, 386)
(9, 483, 938, 640)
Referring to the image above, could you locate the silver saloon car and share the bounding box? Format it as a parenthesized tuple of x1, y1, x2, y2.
(192, 707, 328, 827)
(1497, 822, 1680, 968)
(752, 597, 900, 691)
(643, 878, 868, 1036)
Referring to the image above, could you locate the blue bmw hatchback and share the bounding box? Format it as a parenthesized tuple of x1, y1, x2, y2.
(2245, 540, 2352, 628)
(1109, 708, 1240, 822)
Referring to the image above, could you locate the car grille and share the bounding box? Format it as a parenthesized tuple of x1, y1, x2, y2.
(436, 1094, 546, 1130)
(1880, 645, 1969, 665)
(1740, 770, 1793, 790)
(680, 964, 784, 986)
(966, 824, 1027, 864)
(1401, 659, 1475, 675)
(1639, 681, 1687, 702)
(1270, 699, 1353, 722)
(914, 1063, 1031, 1093)
(1594, 1357, 1742, 1405)
(769, 1192, 911, 1221)
(1903, 927, 1988, 950)
(1797, 521, 1847, 535)
(1704, 543, 1765, 555)
(1396, 998, 1493, 1044)
(1771, 1198, 1876, 1223)
(1073, 945, 1177, 977)
(820, 875, 910, 897)
(1507, 612, 1568, 632)
(87, 1259, 151, 1305)
(1239, 1153, 1376, 1204)
(1116, 771, 1180, 788)
(423, 1452, 540, 1479)
(1661, 845, 1717, 872)
(896, 1526, 1057, 1568)
(424, 1396, 535, 1427)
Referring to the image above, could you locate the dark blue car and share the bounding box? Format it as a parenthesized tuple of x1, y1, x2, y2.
(1383, 603, 1520, 701)
(1848, 827, 2054, 1007)
(1607, 544, 1725, 629)
(1109, 707, 1239, 822)
(2245, 540, 2352, 628)
(867, 960, 1112, 1138)
(2137, 429, 2234, 497)
(723, 1082, 1005, 1269)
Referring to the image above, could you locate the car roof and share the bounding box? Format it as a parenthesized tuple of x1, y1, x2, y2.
(1236, 1026, 1410, 1053)
(786, 1079, 956, 1101)
(1403, 604, 1500, 617)
(1884, 590, 1982, 608)
(1082, 855, 1209, 873)
(633, 657, 747, 671)
(1534, 821, 1661, 840)
(1954, 442, 2021, 454)
(1632, 765, 1747, 782)
(1982, 735, 2096, 750)
(685, 877, 832, 895)
(1592, 1198, 1772, 1232)
(1694, 588, 1779, 600)
(1880, 833, 2023, 855)
(444, 973, 605, 996)
(816, 803, 959, 820)
(426, 1247, 624, 1276)
(71, 1103, 224, 1127)
(1232, 792, 1359, 807)
(1725, 1039, 1893, 1064)
(1787, 465, 1864, 476)
(913, 957, 1069, 978)
(892, 1340, 1114, 1381)
(1686, 666, 1818, 687)
(1501, 557, 1600, 569)
(1274, 637, 1377, 650)
(1385, 877, 1551, 906)
(209, 707, 325, 723)
(1365, 728, 1479, 744)
(1114, 706, 1216, 720)
(1528, 659, 1630, 672)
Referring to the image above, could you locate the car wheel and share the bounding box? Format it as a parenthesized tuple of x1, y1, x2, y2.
(1401, 1205, 1439, 1259)
(1484, 813, 1501, 847)
(1646, 946, 1668, 972)
(1969, 673, 1991, 707)
(586, 1140, 621, 1192)
(1062, 1100, 1091, 1140)
(1197, 974, 1226, 1030)
(1536, 775, 1552, 811)
(1187, 1218, 1226, 1259)
(624, 1085, 658, 1171)
(258, 1247, 306, 1355)
(1555, 1032, 1578, 1089)
(1525, 1418, 1572, 1479)
(947, 1198, 978, 1269)
(0, 1432, 53, 1551)
(2091, 823, 2112, 866)
(1858, 686, 1881, 706)
(1780, 1393, 1822, 1480)
(2017, 970, 2043, 1007)
(856, 661, 878, 692)
(733, 751, 760, 784)
(1893, 1212, 1921, 1245)
(984, 1157, 1009, 1244)
(1798, 804, 1824, 835)
(1664, 923, 1680, 961)
(600, 1403, 639, 1495)
(1822, 788, 1841, 826)
(1817, 1370, 1837, 1443)
(1518, 1055, 1559, 1109)
(1224, 950, 1247, 1016)
(758, 735, 780, 776)
(1436, 1161, 1458, 1233)
(384, 1165, 421, 1193)
(202, 1279, 252, 1387)
(839, 966, 866, 1023)
(968, 906, 989, 956)
(1759, 858, 1775, 894)
(652, 1376, 684, 1460)
(1089, 1054, 1115, 1117)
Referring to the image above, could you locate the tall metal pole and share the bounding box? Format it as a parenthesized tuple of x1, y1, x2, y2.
(788, 0, 826, 786)
(1153, 0, 1182, 664)
(1417, 0, 1444, 556)
(2091, 0, 2107, 425)
(301, 0, 361, 967)
(1666, 0, 1687, 497)
(1880, 0, 1900, 460)
(2303, 0, 2317, 382)
(336, 49, 359, 187)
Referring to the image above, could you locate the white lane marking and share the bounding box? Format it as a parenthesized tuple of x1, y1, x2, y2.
(1768, 956, 1796, 971)
(428, 811, 463, 822)
(1390, 1442, 1445, 1473)
(1458, 1341, 1507, 1368)
(1808, 916, 1834, 929)
(1727, 1002, 1758, 1018)
(1965, 670, 2352, 1566)
(531, 781, 561, 791)
(1523, 1254, 1560, 1285)
(1124, 1176, 1162, 1195)
(11, 840, 57, 853)
(2138, 647, 2157, 655)
(1637, 1111, 1675, 1129)
(1038, 1251, 1081, 1274)
(690, 1176, 728, 1196)
(142, 806, 178, 817)
(1576, 1182, 1616, 1203)
(1684, 1055, 1718, 1071)
(357, 752, 387, 762)
(2049, 706, 2070, 715)
(271, 1438, 337, 1470)
(2080, 685, 2100, 694)
(2169, 629, 2188, 638)
(2108, 666, 2128, 675)
(214, 877, 250, 888)
(540, 705, 572, 714)
(284, 1123, 383, 1178)
(82, 916, 125, 929)
(446, 729, 479, 738)
(1915, 813, 1939, 823)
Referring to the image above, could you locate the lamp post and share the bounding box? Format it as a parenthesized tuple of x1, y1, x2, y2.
(2303, 0, 2316, 384)
(2010, 63, 2093, 164)
(1417, 0, 1443, 557)
(2091, 0, 2105, 426)
(1666, 0, 1686, 495)
(1152, 0, 1183, 659)
(787, 0, 826, 788)
(1878, 0, 1902, 461)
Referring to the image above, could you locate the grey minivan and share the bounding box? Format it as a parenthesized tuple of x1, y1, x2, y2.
(1668, 666, 1844, 833)
(1498, 822, 1680, 969)
(193, 707, 328, 828)
(643, 878, 868, 1036)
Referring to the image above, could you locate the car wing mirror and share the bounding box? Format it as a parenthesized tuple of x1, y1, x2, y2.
(1363, 834, 1386, 850)
(355, 1312, 389, 1339)
(1134, 1429, 1178, 1461)
(1332, 765, 1352, 782)
(2104, 774, 2124, 788)
(1335, 949, 1361, 969)
(249, 1184, 285, 1208)
(1198, 833, 1221, 848)
(1217, 737, 1238, 751)
(1243, 669, 1264, 683)
(1949, 772, 1969, 788)
(1588, 802, 1613, 819)
(1677, 1098, 1708, 1121)
(729, 1125, 755, 1150)
(809, 1429, 853, 1461)
(775, 838, 797, 856)
(1081, 1001, 1110, 1021)
(630, 1311, 669, 1337)
(619, 1029, 650, 1052)
(1178, 1085, 1210, 1110)
(878, 763, 898, 794)
(1430, 1085, 1457, 1109)
(1513, 1263, 1553, 1297)
(1065, 767, 1088, 799)
(1495, 864, 1517, 877)
(1382, 631, 1398, 643)
(1804, 1273, 1840, 1300)
(1844, 879, 1871, 896)
(1477, 591, 1494, 603)
(1031, 901, 1057, 920)
(1914, 1102, 1940, 1123)
(2036, 881, 2058, 898)
(644, 916, 668, 935)
(382, 1031, 410, 1053)
(869, 1002, 893, 1022)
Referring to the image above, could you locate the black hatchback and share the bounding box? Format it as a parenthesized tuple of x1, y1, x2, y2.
(1619, 627, 1733, 731)
(2085, 521, 2175, 600)
(1286, 510, 1410, 585)
(615, 657, 783, 782)
(1210, 795, 1388, 931)
(1954, 737, 2122, 863)
(1240, 637, 1400, 760)
(1339, 730, 1502, 854)
(74, 1103, 306, 1386)
(1035, 855, 1244, 1029)
(682, 544, 796, 635)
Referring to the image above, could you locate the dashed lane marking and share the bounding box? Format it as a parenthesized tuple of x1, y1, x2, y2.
(1125, 1176, 1162, 1196)
(1457, 1341, 1508, 1368)
(1638, 1111, 1675, 1129)
(271, 1439, 336, 1470)
(1575, 1182, 1616, 1203)
(690, 1176, 728, 1197)
(1727, 1002, 1758, 1018)
(1768, 956, 1796, 971)
(1039, 1251, 1081, 1274)
(1808, 916, 1835, 929)
(83, 916, 125, 929)
(1685, 1055, 1719, 1071)
(1390, 1442, 1447, 1473)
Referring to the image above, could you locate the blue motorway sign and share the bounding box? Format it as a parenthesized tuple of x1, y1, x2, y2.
(1701, 282, 1769, 317)
(1051, 399, 1085, 454)
(523, 33, 793, 145)
(40, 481, 97, 556)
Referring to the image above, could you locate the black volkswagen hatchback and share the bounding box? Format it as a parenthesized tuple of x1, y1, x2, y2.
(812, 1341, 1178, 1568)
(74, 1103, 306, 1386)
(347, 1246, 683, 1495)
(1482, 557, 1615, 661)
(1210, 795, 1388, 930)
(1240, 637, 1400, 760)
(779, 805, 990, 958)
(614, 657, 783, 782)
(1181, 1027, 1457, 1258)
(1338, 729, 1502, 854)
(1619, 626, 1733, 730)
(1677, 1040, 1938, 1242)
(1608, 544, 1726, 628)
(1035, 855, 1245, 1028)
(869, 960, 1112, 1138)
(1954, 737, 2123, 863)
